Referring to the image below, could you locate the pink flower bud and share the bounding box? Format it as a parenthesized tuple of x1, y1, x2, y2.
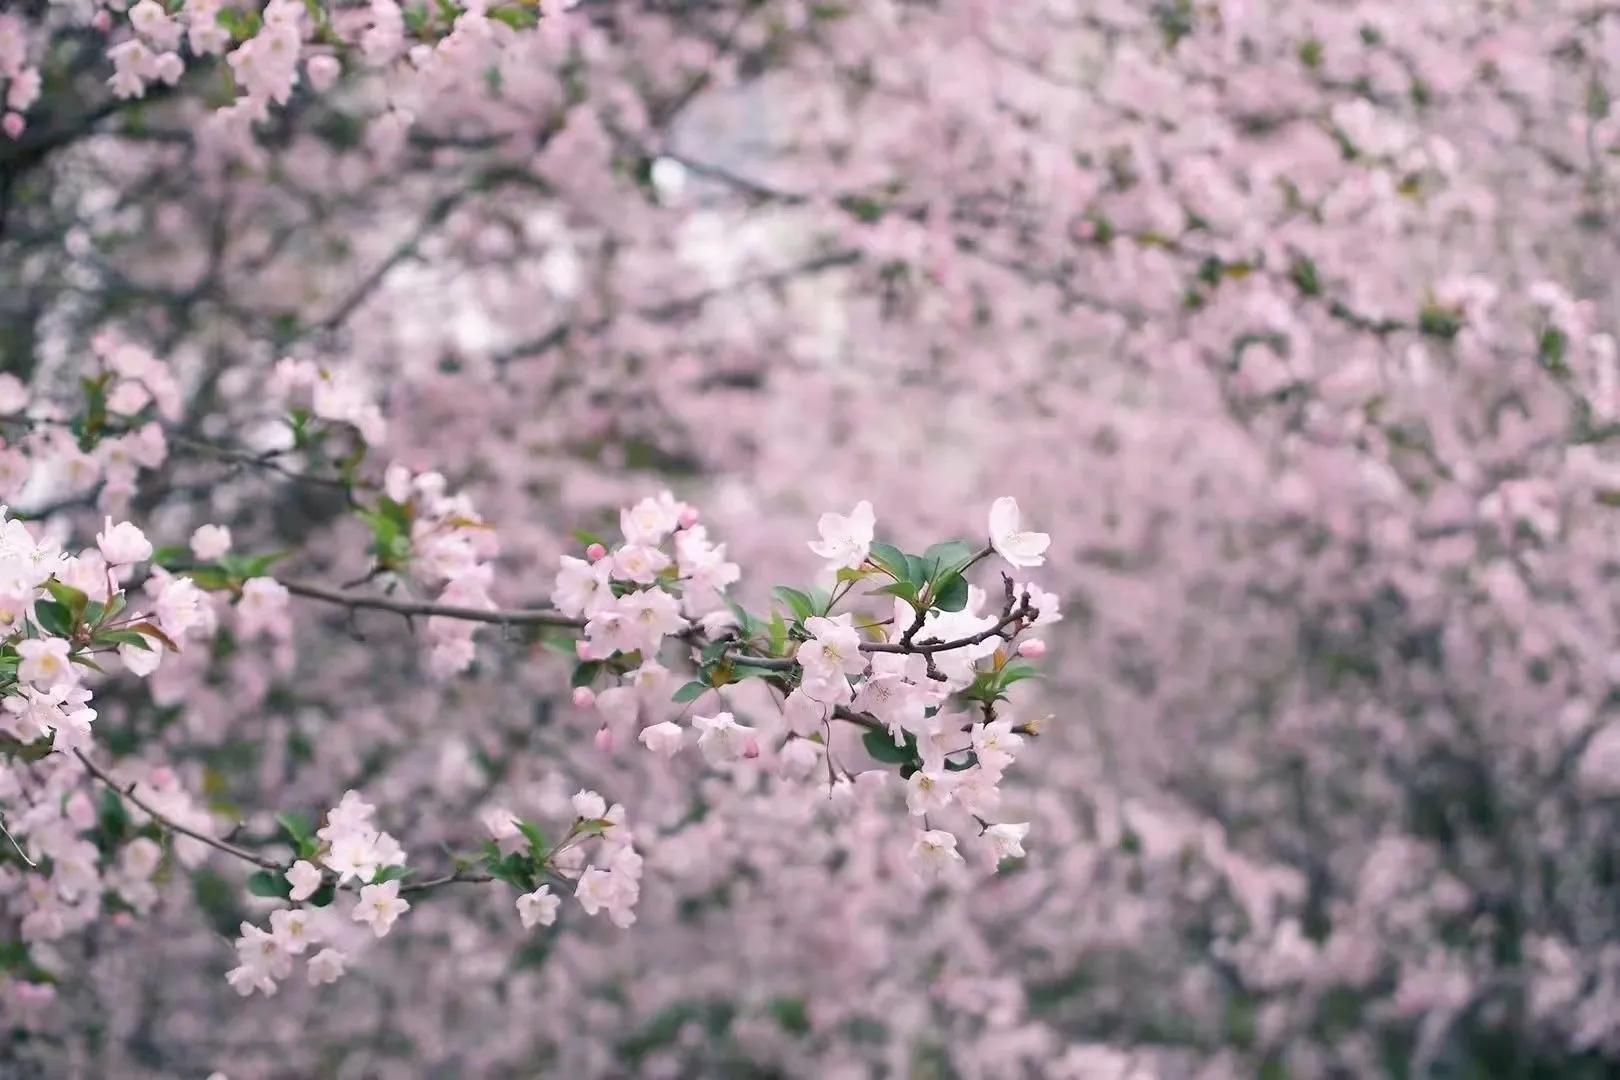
(678, 506, 700, 529)
(572, 687, 596, 709)
(742, 737, 762, 760)
(574, 639, 591, 659)
(585, 543, 608, 562)
(91, 11, 113, 31)
(306, 54, 342, 93)
(1, 113, 23, 141)
(1017, 638, 1047, 659)
(594, 726, 615, 752)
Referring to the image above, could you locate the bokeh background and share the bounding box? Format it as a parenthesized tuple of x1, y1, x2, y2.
(5, 0, 1620, 1076)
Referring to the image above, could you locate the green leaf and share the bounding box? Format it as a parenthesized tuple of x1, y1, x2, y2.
(93, 629, 152, 650)
(98, 787, 130, 843)
(45, 580, 89, 620)
(32, 600, 74, 638)
(861, 729, 919, 765)
(0, 734, 53, 762)
(490, 7, 538, 28)
(921, 540, 975, 576)
(871, 580, 919, 604)
(867, 542, 910, 581)
(767, 612, 788, 656)
(186, 568, 234, 592)
(904, 555, 935, 588)
(1289, 256, 1321, 297)
(539, 631, 581, 657)
(672, 680, 708, 704)
(276, 812, 313, 846)
(358, 498, 413, 565)
(772, 586, 817, 623)
(222, 551, 286, 580)
(371, 865, 414, 884)
(932, 572, 969, 612)
(834, 567, 870, 584)
(517, 820, 548, 858)
(571, 661, 603, 688)
(247, 870, 293, 899)
(725, 600, 757, 636)
(769, 996, 812, 1035)
(998, 664, 1043, 689)
(1539, 327, 1569, 372)
(126, 622, 179, 652)
(575, 817, 614, 838)
(88, 591, 125, 627)
(1418, 304, 1463, 340)
(960, 671, 1003, 705)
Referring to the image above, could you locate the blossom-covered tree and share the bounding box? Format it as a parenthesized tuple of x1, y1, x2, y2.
(3, 0, 1620, 1076)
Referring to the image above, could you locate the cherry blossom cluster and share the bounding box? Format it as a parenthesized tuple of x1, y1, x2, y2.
(0, 351, 1055, 1012)
(226, 779, 651, 997)
(0, 332, 180, 515)
(225, 790, 409, 997)
(19, 0, 1620, 1070)
(0, 508, 216, 971)
(483, 787, 644, 930)
(555, 492, 1055, 875)
(3, 1, 586, 160)
(0, 13, 39, 140)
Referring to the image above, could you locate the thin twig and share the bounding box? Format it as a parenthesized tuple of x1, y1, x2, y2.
(77, 749, 501, 896)
(0, 811, 37, 867)
(280, 579, 584, 629)
(74, 749, 282, 870)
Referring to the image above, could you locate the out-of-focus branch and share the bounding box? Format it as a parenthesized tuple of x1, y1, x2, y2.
(492, 249, 860, 365)
(280, 579, 585, 628)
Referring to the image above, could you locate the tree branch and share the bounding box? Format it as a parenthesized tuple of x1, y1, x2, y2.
(280, 579, 584, 628)
(74, 749, 282, 871)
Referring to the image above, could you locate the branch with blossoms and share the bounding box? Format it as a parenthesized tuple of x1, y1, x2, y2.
(0, 335, 1059, 1002)
(0, 0, 593, 151)
(545, 492, 1054, 876)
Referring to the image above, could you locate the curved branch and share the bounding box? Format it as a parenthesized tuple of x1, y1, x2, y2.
(863, 606, 1029, 656)
(74, 749, 282, 871)
(77, 748, 499, 896)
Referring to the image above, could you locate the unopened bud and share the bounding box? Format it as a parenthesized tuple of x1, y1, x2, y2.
(1, 113, 23, 141)
(574, 639, 591, 659)
(1017, 638, 1047, 659)
(585, 543, 608, 562)
(306, 54, 342, 93)
(742, 738, 761, 760)
(572, 687, 596, 709)
(678, 506, 700, 529)
(91, 11, 113, 31)
(594, 727, 615, 752)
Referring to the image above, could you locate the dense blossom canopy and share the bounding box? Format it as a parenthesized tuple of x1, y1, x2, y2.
(2, 0, 1620, 1076)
